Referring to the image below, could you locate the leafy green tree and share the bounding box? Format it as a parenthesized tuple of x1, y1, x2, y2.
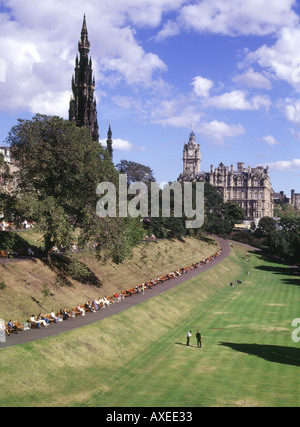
(16, 194, 73, 259)
(224, 201, 245, 224)
(0, 152, 14, 222)
(257, 216, 277, 235)
(79, 210, 144, 264)
(7, 114, 118, 225)
(203, 183, 244, 235)
(116, 160, 155, 187)
(268, 214, 300, 261)
(279, 213, 300, 231)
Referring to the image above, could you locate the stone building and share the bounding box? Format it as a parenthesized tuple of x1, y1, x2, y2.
(291, 190, 300, 210)
(178, 130, 274, 221)
(274, 189, 300, 210)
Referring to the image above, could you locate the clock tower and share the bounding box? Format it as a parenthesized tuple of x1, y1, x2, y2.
(182, 130, 201, 180)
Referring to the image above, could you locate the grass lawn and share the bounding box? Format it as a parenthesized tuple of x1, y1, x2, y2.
(0, 242, 299, 407)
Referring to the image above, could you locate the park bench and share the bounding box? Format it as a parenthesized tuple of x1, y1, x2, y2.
(0, 251, 7, 259)
(44, 315, 55, 324)
(14, 321, 24, 331)
(71, 308, 82, 317)
(5, 321, 24, 334)
(81, 305, 91, 313)
(106, 296, 114, 305)
(29, 318, 41, 329)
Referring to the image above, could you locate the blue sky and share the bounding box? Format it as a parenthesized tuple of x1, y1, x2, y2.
(0, 0, 300, 195)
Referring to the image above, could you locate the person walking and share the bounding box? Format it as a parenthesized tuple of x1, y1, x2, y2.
(196, 330, 202, 348)
(186, 331, 192, 346)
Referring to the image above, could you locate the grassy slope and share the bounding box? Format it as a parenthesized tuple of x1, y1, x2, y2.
(0, 235, 218, 321)
(0, 242, 299, 407)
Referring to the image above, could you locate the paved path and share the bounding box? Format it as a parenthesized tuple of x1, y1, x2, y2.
(0, 237, 231, 349)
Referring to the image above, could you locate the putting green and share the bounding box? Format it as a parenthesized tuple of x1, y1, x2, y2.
(0, 243, 299, 407)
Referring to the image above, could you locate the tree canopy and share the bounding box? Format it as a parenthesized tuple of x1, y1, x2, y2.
(5, 114, 146, 258)
(116, 160, 155, 187)
(8, 114, 117, 224)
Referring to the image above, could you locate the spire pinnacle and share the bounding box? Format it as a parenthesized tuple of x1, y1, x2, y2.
(107, 122, 113, 160)
(82, 14, 87, 32)
(79, 14, 90, 53)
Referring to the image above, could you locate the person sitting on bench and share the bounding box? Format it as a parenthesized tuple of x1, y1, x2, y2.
(50, 310, 59, 323)
(7, 320, 18, 334)
(30, 315, 41, 328)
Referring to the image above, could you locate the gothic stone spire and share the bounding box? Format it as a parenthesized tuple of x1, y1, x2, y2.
(69, 14, 99, 142)
(106, 122, 113, 160)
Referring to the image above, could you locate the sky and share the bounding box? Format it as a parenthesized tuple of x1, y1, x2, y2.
(0, 0, 300, 195)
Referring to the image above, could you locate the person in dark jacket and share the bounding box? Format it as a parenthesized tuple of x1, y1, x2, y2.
(196, 330, 202, 348)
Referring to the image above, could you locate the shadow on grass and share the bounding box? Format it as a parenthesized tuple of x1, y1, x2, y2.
(254, 265, 300, 284)
(43, 254, 102, 288)
(0, 230, 41, 255)
(219, 342, 300, 367)
(175, 342, 202, 349)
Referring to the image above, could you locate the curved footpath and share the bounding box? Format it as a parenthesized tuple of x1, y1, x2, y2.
(0, 237, 231, 349)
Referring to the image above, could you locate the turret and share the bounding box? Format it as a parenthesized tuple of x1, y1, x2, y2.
(106, 123, 113, 160)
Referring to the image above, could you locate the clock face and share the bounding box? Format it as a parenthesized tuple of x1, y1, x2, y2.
(188, 150, 194, 156)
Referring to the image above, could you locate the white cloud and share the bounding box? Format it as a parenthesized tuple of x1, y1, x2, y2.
(145, 0, 299, 41)
(149, 95, 203, 128)
(206, 90, 271, 111)
(260, 135, 280, 146)
(0, 0, 177, 114)
(153, 20, 181, 41)
(192, 76, 214, 98)
(199, 120, 245, 145)
(243, 26, 300, 91)
(268, 158, 300, 170)
(178, 0, 299, 37)
(284, 98, 300, 125)
(100, 138, 134, 151)
(233, 68, 272, 90)
(112, 96, 140, 111)
(29, 91, 71, 118)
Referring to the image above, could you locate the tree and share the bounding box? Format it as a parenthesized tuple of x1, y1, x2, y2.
(257, 216, 277, 235)
(224, 201, 245, 224)
(7, 114, 118, 225)
(268, 214, 300, 261)
(6, 114, 122, 257)
(0, 152, 14, 221)
(79, 210, 145, 264)
(16, 194, 73, 260)
(203, 183, 244, 235)
(116, 160, 155, 187)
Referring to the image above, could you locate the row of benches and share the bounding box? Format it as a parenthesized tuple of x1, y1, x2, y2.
(4, 249, 223, 337)
(0, 249, 30, 259)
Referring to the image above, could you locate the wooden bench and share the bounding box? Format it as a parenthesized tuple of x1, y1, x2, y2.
(71, 308, 82, 317)
(29, 318, 41, 329)
(81, 305, 91, 313)
(44, 315, 55, 324)
(14, 321, 24, 331)
(5, 322, 23, 334)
